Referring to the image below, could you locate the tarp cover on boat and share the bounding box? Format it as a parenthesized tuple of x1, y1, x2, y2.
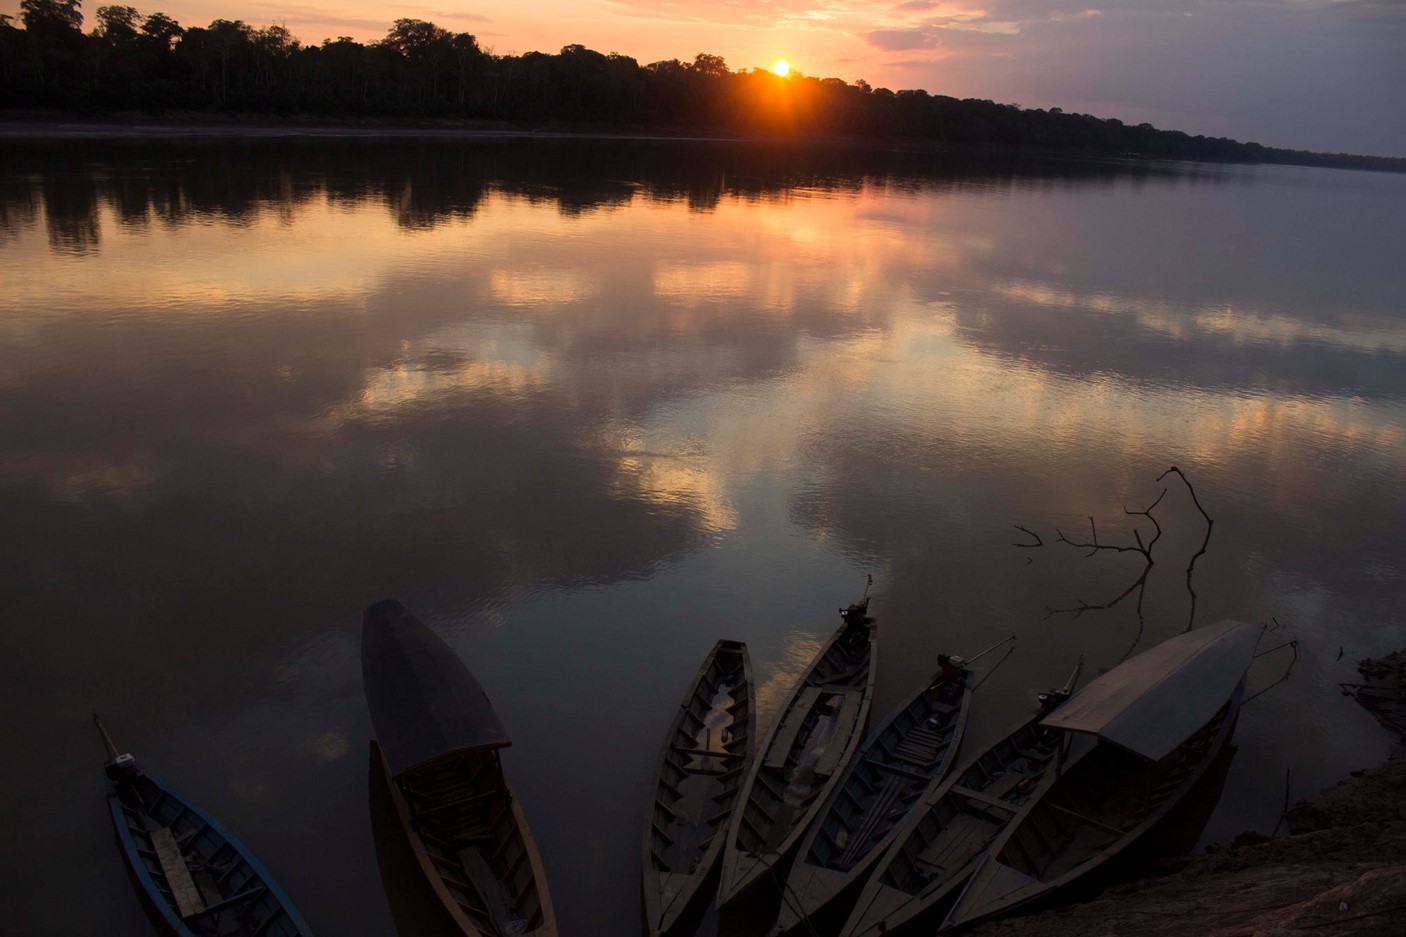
(1040, 618, 1259, 762)
(362, 599, 511, 776)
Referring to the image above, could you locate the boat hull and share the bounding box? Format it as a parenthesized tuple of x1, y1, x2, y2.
(776, 668, 972, 933)
(371, 741, 556, 937)
(643, 639, 755, 936)
(717, 607, 878, 908)
(942, 687, 1244, 930)
(839, 707, 1072, 937)
(107, 773, 313, 937)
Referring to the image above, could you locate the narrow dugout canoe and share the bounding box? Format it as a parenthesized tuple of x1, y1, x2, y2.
(95, 716, 314, 937)
(362, 599, 555, 937)
(773, 651, 974, 934)
(941, 619, 1260, 931)
(642, 639, 755, 936)
(839, 661, 1083, 937)
(716, 585, 879, 909)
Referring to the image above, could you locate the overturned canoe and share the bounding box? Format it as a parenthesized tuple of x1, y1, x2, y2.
(717, 589, 878, 909)
(363, 599, 555, 937)
(774, 652, 974, 934)
(95, 716, 314, 937)
(643, 639, 755, 936)
(942, 619, 1260, 930)
(839, 660, 1083, 937)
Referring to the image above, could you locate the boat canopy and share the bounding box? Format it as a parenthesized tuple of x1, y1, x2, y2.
(362, 599, 511, 776)
(1040, 619, 1260, 762)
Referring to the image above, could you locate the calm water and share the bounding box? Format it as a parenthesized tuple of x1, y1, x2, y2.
(1, 137, 1403, 935)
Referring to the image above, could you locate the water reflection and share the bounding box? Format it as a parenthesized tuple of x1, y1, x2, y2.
(0, 139, 1403, 936)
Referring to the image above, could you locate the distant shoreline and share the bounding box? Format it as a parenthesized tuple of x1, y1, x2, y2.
(2, 112, 1402, 174)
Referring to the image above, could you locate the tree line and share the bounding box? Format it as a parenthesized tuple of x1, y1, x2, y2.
(2, 1, 1401, 173)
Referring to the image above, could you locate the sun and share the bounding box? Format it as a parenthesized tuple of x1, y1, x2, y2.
(771, 60, 791, 77)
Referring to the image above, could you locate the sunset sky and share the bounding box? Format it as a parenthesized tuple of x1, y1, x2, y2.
(6, 0, 1404, 156)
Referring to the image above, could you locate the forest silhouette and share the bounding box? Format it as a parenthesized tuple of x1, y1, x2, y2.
(2, 1, 1402, 173)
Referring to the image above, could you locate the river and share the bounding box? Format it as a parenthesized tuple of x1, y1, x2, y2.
(0, 135, 1402, 935)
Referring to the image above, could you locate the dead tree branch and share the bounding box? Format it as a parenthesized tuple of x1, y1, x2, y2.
(1160, 466, 1214, 632)
(1027, 467, 1215, 659)
(1012, 525, 1044, 548)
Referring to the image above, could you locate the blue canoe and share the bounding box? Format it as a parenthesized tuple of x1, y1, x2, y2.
(97, 716, 314, 937)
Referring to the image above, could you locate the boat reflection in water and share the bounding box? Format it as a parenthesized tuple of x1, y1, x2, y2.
(362, 599, 556, 937)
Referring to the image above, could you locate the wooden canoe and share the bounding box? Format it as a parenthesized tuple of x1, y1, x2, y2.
(716, 592, 878, 909)
(941, 620, 1259, 931)
(362, 599, 556, 937)
(774, 657, 973, 934)
(642, 639, 755, 937)
(837, 685, 1078, 937)
(96, 716, 314, 937)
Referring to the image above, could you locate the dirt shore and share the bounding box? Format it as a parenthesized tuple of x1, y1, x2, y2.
(970, 747, 1406, 935)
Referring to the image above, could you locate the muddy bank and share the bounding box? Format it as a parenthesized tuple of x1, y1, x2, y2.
(971, 742, 1406, 935)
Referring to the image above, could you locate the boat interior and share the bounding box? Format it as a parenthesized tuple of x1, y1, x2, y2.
(806, 683, 965, 872)
(879, 718, 1061, 897)
(397, 750, 545, 937)
(735, 619, 873, 857)
(999, 701, 1231, 884)
(648, 644, 752, 875)
(116, 774, 302, 937)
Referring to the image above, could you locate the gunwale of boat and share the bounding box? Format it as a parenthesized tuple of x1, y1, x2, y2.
(776, 666, 973, 932)
(107, 772, 314, 937)
(717, 608, 878, 908)
(940, 688, 1244, 931)
(839, 709, 1070, 937)
(372, 739, 556, 937)
(642, 638, 755, 936)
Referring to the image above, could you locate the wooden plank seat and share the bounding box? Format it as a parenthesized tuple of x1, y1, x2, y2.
(671, 746, 746, 761)
(893, 724, 948, 766)
(150, 825, 206, 919)
(951, 785, 1020, 813)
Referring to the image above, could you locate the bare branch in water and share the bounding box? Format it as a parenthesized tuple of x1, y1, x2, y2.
(1160, 466, 1214, 632)
(1013, 525, 1044, 548)
(1030, 466, 1216, 659)
(1245, 637, 1300, 705)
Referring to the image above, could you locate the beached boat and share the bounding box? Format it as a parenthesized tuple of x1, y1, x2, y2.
(95, 715, 314, 937)
(941, 618, 1260, 931)
(716, 585, 879, 909)
(362, 599, 555, 937)
(838, 661, 1083, 937)
(774, 635, 1016, 934)
(642, 639, 756, 936)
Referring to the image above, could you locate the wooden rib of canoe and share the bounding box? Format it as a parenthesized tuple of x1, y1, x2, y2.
(941, 620, 1259, 931)
(838, 663, 1083, 937)
(95, 716, 315, 937)
(362, 599, 556, 937)
(773, 657, 973, 934)
(642, 639, 755, 937)
(716, 591, 879, 909)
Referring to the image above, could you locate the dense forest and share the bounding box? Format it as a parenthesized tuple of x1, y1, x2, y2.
(2, 0, 1401, 172)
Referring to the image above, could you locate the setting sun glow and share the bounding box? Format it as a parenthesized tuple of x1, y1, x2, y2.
(771, 60, 791, 77)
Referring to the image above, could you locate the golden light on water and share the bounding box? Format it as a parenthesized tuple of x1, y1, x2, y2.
(771, 60, 791, 77)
